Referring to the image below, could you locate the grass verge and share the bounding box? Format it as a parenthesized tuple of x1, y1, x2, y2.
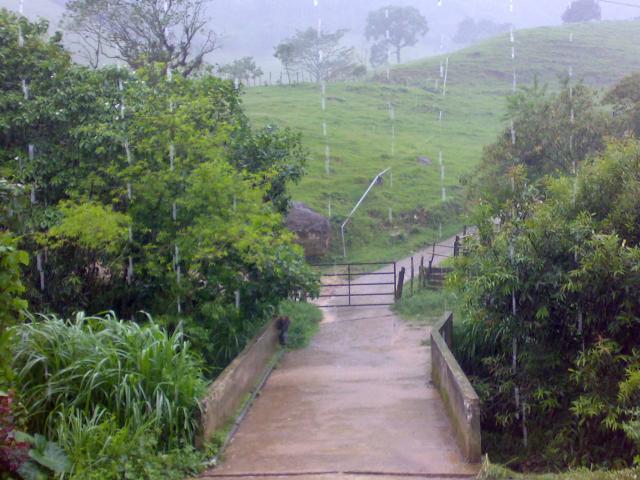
(478, 458, 640, 480)
(279, 300, 323, 349)
(392, 287, 457, 324)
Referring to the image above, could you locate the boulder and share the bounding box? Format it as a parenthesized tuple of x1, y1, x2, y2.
(417, 156, 433, 166)
(286, 202, 331, 259)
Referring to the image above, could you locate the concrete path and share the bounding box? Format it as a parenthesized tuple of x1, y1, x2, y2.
(201, 237, 479, 480)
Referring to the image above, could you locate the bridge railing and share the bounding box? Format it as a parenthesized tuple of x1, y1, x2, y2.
(431, 312, 482, 463)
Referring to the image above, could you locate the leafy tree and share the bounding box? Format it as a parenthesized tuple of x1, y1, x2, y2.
(562, 0, 602, 24)
(63, 0, 218, 74)
(605, 72, 640, 138)
(274, 28, 355, 83)
(219, 57, 263, 85)
(453, 17, 511, 45)
(469, 80, 607, 212)
(365, 5, 428, 64)
(274, 42, 296, 84)
(0, 12, 318, 374)
(453, 73, 640, 467)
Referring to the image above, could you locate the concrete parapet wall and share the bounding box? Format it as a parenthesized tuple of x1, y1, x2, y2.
(199, 319, 280, 443)
(431, 312, 482, 463)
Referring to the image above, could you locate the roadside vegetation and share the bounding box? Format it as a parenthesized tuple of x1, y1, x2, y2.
(279, 300, 324, 350)
(449, 66, 640, 470)
(0, 10, 318, 479)
(393, 288, 456, 324)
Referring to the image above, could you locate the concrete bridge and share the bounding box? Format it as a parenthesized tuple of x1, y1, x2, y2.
(200, 238, 480, 480)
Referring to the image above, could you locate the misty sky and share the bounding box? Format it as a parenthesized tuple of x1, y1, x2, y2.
(1, 0, 639, 69)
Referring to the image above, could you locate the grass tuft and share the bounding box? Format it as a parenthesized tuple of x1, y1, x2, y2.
(279, 300, 323, 349)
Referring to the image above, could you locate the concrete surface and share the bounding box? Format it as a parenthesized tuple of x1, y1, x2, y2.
(201, 237, 479, 479)
(199, 319, 280, 444)
(431, 314, 482, 463)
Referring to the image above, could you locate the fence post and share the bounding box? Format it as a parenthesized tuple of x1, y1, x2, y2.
(395, 267, 405, 300)
(420, 256, 425, 288)
(410, 257, 414, 297)
(463, 225, 468, 236)
(454, 235, 461, 257)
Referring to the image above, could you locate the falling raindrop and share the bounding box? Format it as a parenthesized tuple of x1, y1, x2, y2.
(124, 139, 132, 164)
(388, 207, 393, 223)
(512, 336, 517, 371)
(169, 142, 175, 170)
(512, 291, 517, 316)
(21, 79, 29, 100)
(325, 145, 331, 174)
(18, 25, 24, 47)
(127, 182, 132, 200)
(233, 194, 237, 211)
(328, 200, 332, 218)
(172, 201, 177, 221)
(126, 257, 134, 285)
(128, 227, 133, 242)
(30, 184, 36, 204)
(442, 57, 449, 97)
(235, 290, 241, 310)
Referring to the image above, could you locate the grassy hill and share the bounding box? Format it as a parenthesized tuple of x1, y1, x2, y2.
(242, 20, 640, 262)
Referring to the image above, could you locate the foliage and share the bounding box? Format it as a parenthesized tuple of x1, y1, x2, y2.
(392, 288, 456, 324)
(274, 28, 356, 83)
(365, 5, 428, 64)
(562, 0, 602, 24)
(11, 312, 206, 449)
(1, 391, 69, 480)
(469, 80, 607, 211)
(0, 233, 28, 390)
(1, 11, 317, 377)
(451, 140, 640, 469)
(54, 412, 204, 480)
(605, 72, 640, 138)
(478, 457, 640, 480)
(278, 300, 323, 350)
(219, 57, 264, 85)
(63, 0, 217, 73)
(453, 18, 512, 45)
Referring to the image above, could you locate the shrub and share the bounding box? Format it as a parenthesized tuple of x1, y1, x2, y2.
(11, 312, 206, 449)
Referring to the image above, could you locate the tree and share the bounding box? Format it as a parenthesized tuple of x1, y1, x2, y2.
(274, 28, 354, 83)
(274, 42, 296, 84)
(0, 12, 318, 373)
(365, 5, 428, 64)
(219, 57, 263, 85)
(63, 0, 218, 75)
(453, 17, 511, 45)
(562, 0, 602, 24)
(605, 72, 640, 137)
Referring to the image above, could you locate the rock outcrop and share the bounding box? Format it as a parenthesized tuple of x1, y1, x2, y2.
(285, 202, 331, 259)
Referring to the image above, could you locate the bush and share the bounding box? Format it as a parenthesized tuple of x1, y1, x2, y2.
(11, 312, 206, 450)
(279, 301, 323, 350)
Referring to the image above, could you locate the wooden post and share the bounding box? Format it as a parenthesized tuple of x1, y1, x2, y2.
(420, 256, 425, 288)
(395, 267, 405, 300)
(454, 235, 461, 257)
(410, 257, 414, 297)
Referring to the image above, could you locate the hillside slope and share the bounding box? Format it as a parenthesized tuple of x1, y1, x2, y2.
(242, 20, 640, 261)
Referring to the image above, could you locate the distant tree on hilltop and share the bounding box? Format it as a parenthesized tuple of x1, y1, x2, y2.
(365, 5, 428, 65)
(274, 28, 355, 83)
(453, 17, 511, 45)
(219, 57, 263, 85)
(562, 0, 602, 23)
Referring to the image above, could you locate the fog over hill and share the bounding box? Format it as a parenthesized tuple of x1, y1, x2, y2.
(1, 0, 638, 71)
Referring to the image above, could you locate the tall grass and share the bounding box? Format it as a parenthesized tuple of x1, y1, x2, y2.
(11, 312, 206, 449)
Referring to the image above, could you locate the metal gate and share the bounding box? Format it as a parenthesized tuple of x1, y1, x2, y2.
(313, 261, 397, 308)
